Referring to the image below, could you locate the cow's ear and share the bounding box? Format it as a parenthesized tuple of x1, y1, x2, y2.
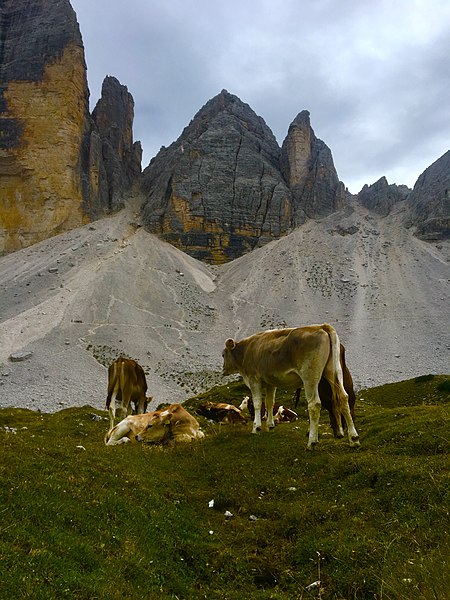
(161, 412, 172, 426)
(225, 338, 236, 350)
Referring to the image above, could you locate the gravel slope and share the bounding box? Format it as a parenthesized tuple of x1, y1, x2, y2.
(0, 198, 449, 413)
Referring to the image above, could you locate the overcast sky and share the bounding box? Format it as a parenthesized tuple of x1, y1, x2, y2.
(70, 0, 450, 194)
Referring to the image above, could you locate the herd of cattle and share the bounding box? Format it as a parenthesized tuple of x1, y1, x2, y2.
(104, 323, 360, 450)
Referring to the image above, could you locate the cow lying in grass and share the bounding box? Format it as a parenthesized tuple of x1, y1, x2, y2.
(196, 401, 247, 424)
(238, 396, 298, 423)
(104, 403, 205, 446)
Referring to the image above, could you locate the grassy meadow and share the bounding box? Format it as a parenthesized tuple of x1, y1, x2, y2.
(1, 375, 449, 599)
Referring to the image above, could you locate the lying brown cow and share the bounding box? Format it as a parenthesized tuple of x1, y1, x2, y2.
(239, 396, 298, 423)
(106, 357, 151, 430)
(104, 403, 205, 446)
(293, 343, 356, 437)
(222, 324, 359, 449)
(196, 402, 247, 424)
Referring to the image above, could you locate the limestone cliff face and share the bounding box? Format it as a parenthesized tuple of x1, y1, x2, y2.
(0, 0, 140, 254)
(0, 0, 89, 253)
(404, 150, 450, 240)
(280, 110, 346, 221)
(141, 90, 293, 263)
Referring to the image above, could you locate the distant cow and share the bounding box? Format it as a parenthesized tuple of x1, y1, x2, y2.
(239, 396, 298, 423)
(293, 343, 356, 437)
(222, 324, 359, 449)
(196, 402, 247, 424)
(105, 403, 205, 446)
(274, 405, 299, 423)
(106, 357, 151, 430)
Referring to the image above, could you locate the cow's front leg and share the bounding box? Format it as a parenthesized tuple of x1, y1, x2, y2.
(265, 386, 277, 430)
(304, 382, 321, 450)
(249, 382, 263, 433)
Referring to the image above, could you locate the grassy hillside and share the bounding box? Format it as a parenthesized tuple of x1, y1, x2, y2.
(1, 375, 449, 599)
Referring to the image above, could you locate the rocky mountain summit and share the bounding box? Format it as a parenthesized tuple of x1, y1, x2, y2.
(0, 0, 140, 254)
(141, 90, 293, 263)
(141, 91, 347, 263)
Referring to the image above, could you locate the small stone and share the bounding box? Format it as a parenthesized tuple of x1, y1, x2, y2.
(9, 351, 33, 362)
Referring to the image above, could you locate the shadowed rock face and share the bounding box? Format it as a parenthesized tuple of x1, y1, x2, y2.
(280, 110, 346, 221)
(357, 176, 409, 217)
(91, 76, 142, 213)
(141, 90, 293, 264)
(404, 150, 450, 240)
(141, 92, 349, 263)
(0, 0, 140, 254)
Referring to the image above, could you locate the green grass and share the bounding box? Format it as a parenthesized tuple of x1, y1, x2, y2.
(1, 375, 449, 599)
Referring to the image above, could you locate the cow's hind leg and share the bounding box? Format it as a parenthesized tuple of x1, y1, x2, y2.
(341, 400, 360, 447)
(304, 381, 322, 450)
(248, 381, 264, 433)
(118, 391, 131, 423)
(105, 420, 133, 445)
(265, 386, 277, 430)
(108, 389, 119, 430)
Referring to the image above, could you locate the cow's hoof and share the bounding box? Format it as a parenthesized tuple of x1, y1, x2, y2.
(306, 442, 317, 451)
(349, 436, 360, 448)
(252, 427, 262, 434)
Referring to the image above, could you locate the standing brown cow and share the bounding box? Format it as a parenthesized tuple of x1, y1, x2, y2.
(222, 324, 359, 449)
(106, 357, 151, 429)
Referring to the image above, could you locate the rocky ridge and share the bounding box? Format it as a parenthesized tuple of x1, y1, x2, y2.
(141, 91, 349, 263)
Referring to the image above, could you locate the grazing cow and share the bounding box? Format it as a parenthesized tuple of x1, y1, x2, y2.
(222, 324, 359, 449)
(196, 401, 247, 424)
(105, 403, 204, 446)
(293, 343, 356, 437)
(106, 357, 151, 430)
(239, 396, 298, 423)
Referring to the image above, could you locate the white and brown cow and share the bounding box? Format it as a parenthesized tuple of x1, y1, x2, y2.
(222, 324, 359, 449)
(104, 403, 205, 446)
(238, 396, 298, 423)
(105, 357, 151, 430)
(196, 401, 247, 424)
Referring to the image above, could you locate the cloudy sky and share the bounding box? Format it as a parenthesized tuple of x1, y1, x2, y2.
(70, 0, 450, 194)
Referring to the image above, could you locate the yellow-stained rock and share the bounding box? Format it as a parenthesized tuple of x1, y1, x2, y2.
(0, 43, 89, 253)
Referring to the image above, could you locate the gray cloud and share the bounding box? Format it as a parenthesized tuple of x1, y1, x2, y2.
(71, 0, 450, 193)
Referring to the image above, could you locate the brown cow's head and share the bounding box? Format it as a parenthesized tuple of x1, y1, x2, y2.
(134, 395, 152, 415)
(222, 338, 239, 376)
(136, 409, 172, 444)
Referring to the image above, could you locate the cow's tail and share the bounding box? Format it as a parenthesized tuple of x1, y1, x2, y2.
(322, 323, 347, 421)
(106, 366, 115, 410)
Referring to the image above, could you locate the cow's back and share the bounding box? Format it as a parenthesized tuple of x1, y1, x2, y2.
(239, 326, 330, 386)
